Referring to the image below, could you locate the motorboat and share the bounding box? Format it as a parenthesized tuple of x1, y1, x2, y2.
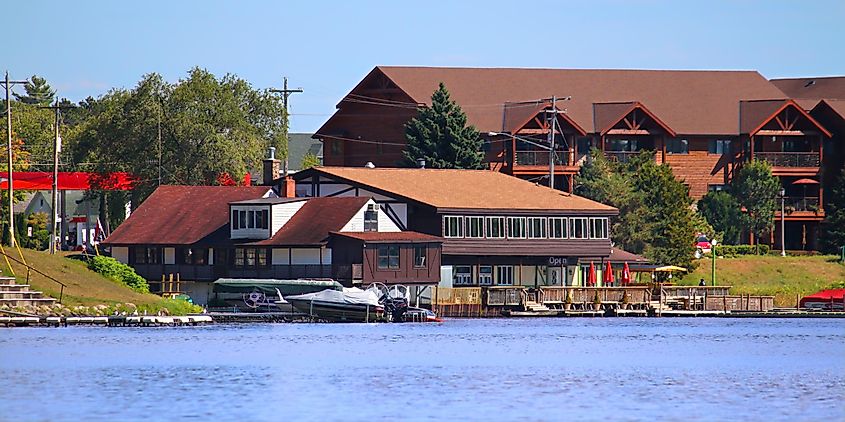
(286, 287, 385, 322)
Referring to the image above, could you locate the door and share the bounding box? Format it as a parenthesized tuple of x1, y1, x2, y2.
(547, 266, 563, 286)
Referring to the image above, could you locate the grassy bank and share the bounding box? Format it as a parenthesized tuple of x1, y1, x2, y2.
(678, 255, 845, 306)
(0, 248, 201, 315)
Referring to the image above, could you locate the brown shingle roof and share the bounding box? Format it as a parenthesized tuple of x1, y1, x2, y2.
(244, 197, 370, 246)
(304, 167, 617, 213)
(740, 99, 832, 137)
(104, 185, 274, 245)
(771, 76, 845, 100)
(329, 231, 442, 243)
(373, 66, 786, 135)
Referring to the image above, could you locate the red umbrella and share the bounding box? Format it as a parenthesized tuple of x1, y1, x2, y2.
(587, 262, 597, 286)
(604, 261, 614, 286)
(622, 262, 631, 286)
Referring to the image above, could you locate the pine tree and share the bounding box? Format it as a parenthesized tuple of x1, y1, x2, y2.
(14, 75, 55, 105)
(698, 190, 744, 245)
(402, 82, 484, 169)
(822, 168, 845, 253)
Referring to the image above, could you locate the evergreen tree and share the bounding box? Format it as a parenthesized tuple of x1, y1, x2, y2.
(732, 160, 780, 247)
(822, 167, 845, 253)
(402, 82, 484, 169)
(698, 190, 744, 245)
(14, 75, 55, 105)
(300, 152, 321, 170)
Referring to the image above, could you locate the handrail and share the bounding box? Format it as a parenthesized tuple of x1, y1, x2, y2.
(0, 250, 67, 304)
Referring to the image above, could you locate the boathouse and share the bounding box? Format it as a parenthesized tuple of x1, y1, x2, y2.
(102, 185, 442, 304)
(291, 166, 619, 288)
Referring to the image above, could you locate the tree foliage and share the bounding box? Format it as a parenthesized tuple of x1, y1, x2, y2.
(300, 152, 321, 170)
(402, 82, 484, 169)
(732, 160, 779, 244)
(698, 190, 744, 245)
(13, 75, 55, 105)
(576, 150, 697, 268)
(822, 167, 845, 252)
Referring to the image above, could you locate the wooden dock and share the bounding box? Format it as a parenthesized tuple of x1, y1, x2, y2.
(0, 314, 214, 327)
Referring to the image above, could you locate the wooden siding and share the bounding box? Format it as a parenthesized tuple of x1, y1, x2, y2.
(362, 243, 441, 285)
(442, 238, 611, 257)
(664, 138, 733, 199)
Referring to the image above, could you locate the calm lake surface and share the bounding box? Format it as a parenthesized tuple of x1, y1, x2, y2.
(1, 318, 843, 422)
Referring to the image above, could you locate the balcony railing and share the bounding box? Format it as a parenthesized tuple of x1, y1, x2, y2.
(784, 196, 820, 212)
(515, 150, 565, 166)
(755, 152, 820, 167)
(604, 151, 641, 163)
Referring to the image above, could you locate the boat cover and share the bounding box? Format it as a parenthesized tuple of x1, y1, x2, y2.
(212, 278, 342, 295)
(286, 287, 380, 306)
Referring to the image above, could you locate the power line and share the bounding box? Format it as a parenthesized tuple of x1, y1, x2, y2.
(269, 77, 303, 178)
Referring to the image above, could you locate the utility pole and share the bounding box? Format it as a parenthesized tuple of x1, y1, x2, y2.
(547, 96, 556, 189)
(40, 100, 75, 254)
(270, 77, 303, 178)
(2, 71, 28, 247)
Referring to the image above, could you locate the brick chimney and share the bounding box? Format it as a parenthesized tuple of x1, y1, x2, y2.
(281, 176, 296, 198)
(263, 147, 281, 186)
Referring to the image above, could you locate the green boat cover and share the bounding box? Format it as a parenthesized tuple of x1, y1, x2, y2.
(212, 278, 342, 295)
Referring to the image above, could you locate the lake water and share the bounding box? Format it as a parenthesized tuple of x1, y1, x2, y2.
(1, 318, 843, 421)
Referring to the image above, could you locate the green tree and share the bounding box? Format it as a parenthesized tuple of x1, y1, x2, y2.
(698, 190, 744, 245)
(300, 152, 321, 170)
(822, 167, 845, 253)
(732, 160, 780, 248)
(14, 75, 55, 105)
(402, 82, 484, 169)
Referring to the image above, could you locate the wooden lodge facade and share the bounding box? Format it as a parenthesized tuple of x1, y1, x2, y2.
(315, 67, 845, 251)
(291, 166, 619, 289)
(102, 185, 442, 305)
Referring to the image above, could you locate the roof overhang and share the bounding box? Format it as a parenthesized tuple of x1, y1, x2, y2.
(749, 100, 832, 138)
(598, 102, 677, 137)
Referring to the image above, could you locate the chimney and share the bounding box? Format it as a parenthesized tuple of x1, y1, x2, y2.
(263, 147, 281, 186)
(282, 176, 296, 198)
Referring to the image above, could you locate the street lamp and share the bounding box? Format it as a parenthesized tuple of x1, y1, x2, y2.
(710, 238, 718, 286)
(779, 187, 786, 257)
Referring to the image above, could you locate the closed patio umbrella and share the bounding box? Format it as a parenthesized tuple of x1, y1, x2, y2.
(622, 262, 631, 286)
(588, 262, 597, 286)
(604, 261, 614, 286)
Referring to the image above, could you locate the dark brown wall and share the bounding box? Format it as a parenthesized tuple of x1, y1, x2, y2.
(362, 242, 441, 285)
(664, 137, 734, 199)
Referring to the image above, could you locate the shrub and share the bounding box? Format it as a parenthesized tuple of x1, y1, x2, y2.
(713, 244, 770, 257)
(87, 256, 150, 294)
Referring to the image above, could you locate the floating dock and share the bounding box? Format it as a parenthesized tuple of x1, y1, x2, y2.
(0, 314, 214, 327)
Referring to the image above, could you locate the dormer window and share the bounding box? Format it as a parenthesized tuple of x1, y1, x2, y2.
(232, 209, 269, 230)
(364, 204, 378, 232)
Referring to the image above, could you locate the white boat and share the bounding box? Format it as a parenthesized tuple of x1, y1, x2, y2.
(286, 288, 384, 322)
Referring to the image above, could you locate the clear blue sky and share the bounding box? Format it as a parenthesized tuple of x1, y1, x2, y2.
(8, 0, 844, 133)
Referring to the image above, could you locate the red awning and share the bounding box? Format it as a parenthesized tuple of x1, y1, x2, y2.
(792, 178, 819, 185)
(0, 172, 135, 191)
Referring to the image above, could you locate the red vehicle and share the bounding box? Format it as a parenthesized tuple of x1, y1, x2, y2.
(694, 234, 712, 258)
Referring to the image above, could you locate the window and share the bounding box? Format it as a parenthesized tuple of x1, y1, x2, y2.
(549, 217, 568, 239)
(331, 139, 342, 154)
(485, 216, 506, 239)
(443, 216, 463, 238)
(132, 247, 161, 264)
(234, 247, 269, 268)
(378, 245, 400, 270)
(413, 245, 426, 268)
(247, 210, 255, 229)
(178, 248, 208, 265)
(238, 211, 246, 230)
(260, 209, 269, 229)
(507, 217, 526, 239)
(709, 139, 731, 155)
(527, 217, 547, 239)
(577, 137, 592, 155)
(479, 266, 493, 285)
(570, 217, 589, 239)
(232, 211, 239, 230)
(364, 204, 378, 232)
(606, 138, 637, 152)
(495, 266, 514, 285)
(708, 184, 728, 192)
(453, 266, 472, 285)
(667, 138, 689, 154)
(590, 218, 608, 239)
(465, 216, 485, 238)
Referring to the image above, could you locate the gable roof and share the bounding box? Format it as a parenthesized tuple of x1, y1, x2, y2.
(771, 76, 845, 100)
(740, 99, 832, 137)
(365, 66, 785, 135)
(288, 133, 323, 172)
(104, 186, 274, 245)
(243, 197, 370, 246)
(299, 167, 617, 213)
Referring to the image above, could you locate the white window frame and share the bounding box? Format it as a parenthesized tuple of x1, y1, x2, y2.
(478, 265, 493, 285)
(527, 217, 547, 239)
(549, 217, 568, 239)
(465, 216, 485, 239)
(485, 216, 506, 239)
(570, 217, 589, 239)
(507, 217, 526, 239)
(590, 217, 608, 239)
(443, 215, 464, 238)
(453, 265, 473, 285)
(495, 266, 514, 286)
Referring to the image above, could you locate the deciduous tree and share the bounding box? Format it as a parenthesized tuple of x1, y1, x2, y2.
(698, 190, 744, 245)
(732, 160, 779, 247)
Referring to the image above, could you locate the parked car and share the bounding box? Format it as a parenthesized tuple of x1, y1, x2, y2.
(694, 234, 712, 258)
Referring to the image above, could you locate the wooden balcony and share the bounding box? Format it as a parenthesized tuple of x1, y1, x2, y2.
(754, 152, 820, 168)
(514, 150, 565, 166)
(604, 151, 642, 163)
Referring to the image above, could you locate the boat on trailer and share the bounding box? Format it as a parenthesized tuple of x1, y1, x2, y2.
(286, 288, 385, 322)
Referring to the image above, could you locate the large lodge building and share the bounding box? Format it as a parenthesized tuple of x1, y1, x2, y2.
(316, 67, 845, 251)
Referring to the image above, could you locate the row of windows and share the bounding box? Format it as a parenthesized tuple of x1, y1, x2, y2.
(232, 209, 269, 230)
(377, 245, 427, 270)
(443, 216, 608, 240)
(607, 138, 732, 155)
(454, 265, 514, 286)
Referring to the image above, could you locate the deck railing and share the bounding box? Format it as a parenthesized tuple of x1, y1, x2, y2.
(604, 151, 641, 163)
(515, 150, 565, 166)
(485, 287, 523, 306)
(540, 287, 651, 304)
(755, 152, 819, 167)
(432, 287, 482, 305)
(661, 286, 731, 299)
(785, 196, 820, 212)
